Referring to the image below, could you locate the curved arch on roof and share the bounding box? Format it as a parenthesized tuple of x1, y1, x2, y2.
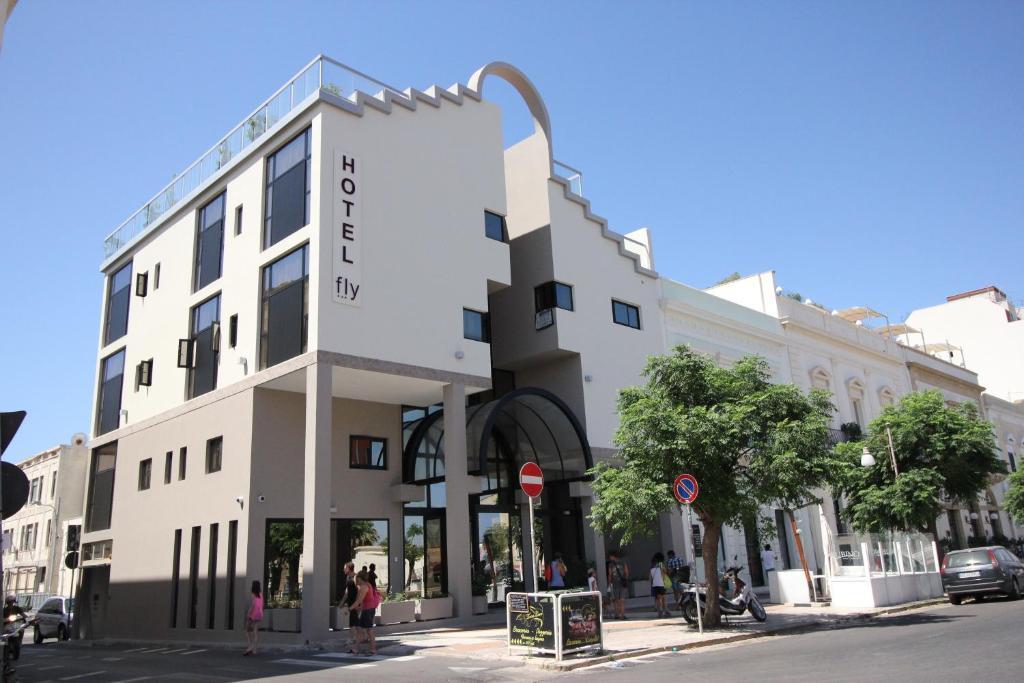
(468, 62, 553, 166)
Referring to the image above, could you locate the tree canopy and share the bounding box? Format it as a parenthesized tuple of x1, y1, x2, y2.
(1003, 468, 1024, 526)
(833, 390, 1004, 535)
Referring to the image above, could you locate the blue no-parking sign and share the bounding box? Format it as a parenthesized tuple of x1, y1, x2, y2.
(673, 473, 699, 504)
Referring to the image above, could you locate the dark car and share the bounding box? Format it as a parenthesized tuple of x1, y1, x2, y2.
(940, 546, 1024, 604)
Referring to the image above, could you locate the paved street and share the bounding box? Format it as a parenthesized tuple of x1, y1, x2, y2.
(9, 597, 1023, 682)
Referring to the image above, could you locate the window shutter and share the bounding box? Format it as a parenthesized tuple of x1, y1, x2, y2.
(136, 359, 153, 387)
(135, 272, 148, 297)
(177, 338, 196, 368)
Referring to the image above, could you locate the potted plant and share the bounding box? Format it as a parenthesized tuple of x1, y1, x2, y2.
(471, 565, 489, 615)
(377, 592, 416, 625)
(415, 591, 453, 621)
(265, 598, 301, 632)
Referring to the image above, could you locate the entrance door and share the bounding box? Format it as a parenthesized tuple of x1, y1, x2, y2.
(473, 505, 524, 603)
(404, 512, 446, 598)
(80, 565, 110, 640)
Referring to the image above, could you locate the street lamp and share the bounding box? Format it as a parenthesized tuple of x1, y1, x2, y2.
(860, 426, 899, 475)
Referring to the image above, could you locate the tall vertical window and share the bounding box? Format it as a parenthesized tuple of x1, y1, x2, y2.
(194, 193, 226, 291)
(97, 349, 126, 435)
(207, 523, 219, 629)
(164, 451, 173, 484)
(260, 244, 309, 368)
(104, 262, 132, 345)
(1009, 452, 1017, 473)
(50, 472, 57, 499)
(463, 309, 490, 343)
(234, 204, 243, 236)
(86, 443, 117, 532)
(206, 436, 223, 474)
(170, 529, 182, 627)
(188, 526, 201, 629)
(188, 295, 221, 399)
(225, 520, 238, 630)
(179, 447, 187, 480)
(264, 128, 311, 248)
(138, 458, 152, 491)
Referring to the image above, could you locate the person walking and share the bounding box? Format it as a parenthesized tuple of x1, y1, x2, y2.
(650, 553, 669, 617)
(351, 569, 381, 655)
(341, 562, 360, 652)
(665, 550, 689, 611)
(760, 544, 776, 585)
(606, 550, 629, 620)
(549, 553, 567, 589)
(243, 581, 263, 656)
(587, 568, 599, 593)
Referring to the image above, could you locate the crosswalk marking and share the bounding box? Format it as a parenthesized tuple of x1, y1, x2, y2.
(162, 648, 190, 654)
(180, 648, 207, 655)
(138, 648, 168, 654)
(390, 655, 424, 661)
(109, 677, 156, 683)
(40, 665, 65, 671)
(273, 658, 349, 668)
(101, 657, 125, 661)
(59, 671, 106, 680)
(122, 647, 149, 653)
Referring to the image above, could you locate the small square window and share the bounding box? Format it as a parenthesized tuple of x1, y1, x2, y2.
(350, 436, 386, 470)
(535, 281, 574, 312)
(612, 300, 641, 329)
(138, 458, 152, 491)
(463, 309, 490, 343)
(206, 437, 223, 474)
(484, 211, 507, 242)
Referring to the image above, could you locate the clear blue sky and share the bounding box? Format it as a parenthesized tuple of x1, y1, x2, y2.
(1, 1, 1021, 459)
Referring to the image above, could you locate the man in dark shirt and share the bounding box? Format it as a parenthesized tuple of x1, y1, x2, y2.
(3, 596, 26, 661)
(341, 563, 360, 650)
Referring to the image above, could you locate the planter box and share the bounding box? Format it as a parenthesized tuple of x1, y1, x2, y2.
(472, 595, 488, 615)
(267, 607, 301, 632)
(377, 600, 416, 625)
(331, 606, 349, 630)
(416, 596, 453, 621)
(630, 580, 651, 599)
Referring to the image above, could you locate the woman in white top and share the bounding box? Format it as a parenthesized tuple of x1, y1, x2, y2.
(650, 552, 669, 617)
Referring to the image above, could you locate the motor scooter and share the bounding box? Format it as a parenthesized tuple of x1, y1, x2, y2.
(1, 613, 32, 682)
(679, 565, 767, 625)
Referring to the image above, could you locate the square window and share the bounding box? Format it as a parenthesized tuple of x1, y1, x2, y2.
(138, 458, 152, 491)
(535, 281, 574, 312)
(484, 211, 507, 242)
(612, 300, 641, 329)
(206, 437, 223, 474)
(463, 309, 490, 343)
(350, 436, 386, 470)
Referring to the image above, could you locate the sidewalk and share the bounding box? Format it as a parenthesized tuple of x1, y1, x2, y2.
(365, 597, 949, 671)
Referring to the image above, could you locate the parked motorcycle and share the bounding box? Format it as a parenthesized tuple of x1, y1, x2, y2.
(679, 565, 767, 624)
(2, 613, 33, 682)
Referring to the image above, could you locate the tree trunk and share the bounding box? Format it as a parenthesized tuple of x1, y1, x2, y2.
(700, 516, 723, 628)
(785, 509, 814, 601)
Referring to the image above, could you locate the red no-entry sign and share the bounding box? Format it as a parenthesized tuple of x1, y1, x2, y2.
(519, 462, 545, 498)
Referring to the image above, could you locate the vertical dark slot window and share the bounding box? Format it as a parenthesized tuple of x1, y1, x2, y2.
(229, 314, 238, 348)
(50, 472, 57, 499)
(188, 295, 221, 399)
(463, 309, 490, 343)
(164, 451, 173, 484)
(350, 436, 387, 470)
(135, 272, 148, 298)
(104, 262, 132, 345)
(234, 205, 243, 236)
(194, 193, 225, 291)
(484, 210, 507, 242)
(154, 262, 161, 290)
(179, 447, 187, 480)
(85, 443, 117, 532)
(260, 244, 309, 369)
(612, 300, 641, 329)
(534, 281, 574, 312)
(264, 128, 311, 248)
(1009, 452, 1017, 473)
(206, 436, 223, 474)
(138, 458, 152, 491)
(135, 359, 153, 390)
(97, 349, 126, 435)
(225, 520, 238, 630)
(188, 526, 201, 628)
(170, 529, 182, 627)
(207, 523, 219, 629)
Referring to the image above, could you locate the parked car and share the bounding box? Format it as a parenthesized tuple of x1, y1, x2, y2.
(32, 596, 74, 643)
(940, 546, 1024, 605)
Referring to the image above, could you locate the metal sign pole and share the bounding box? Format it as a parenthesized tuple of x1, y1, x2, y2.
(686, 504, 703, 636)
(528, 497, 538, 594)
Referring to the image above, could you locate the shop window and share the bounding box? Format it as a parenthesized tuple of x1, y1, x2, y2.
(260, 244, 309, 369)
(484, 211, 507, 242)
(350, 436, 386, 470)
(138, 458, 152, 491)
(194, 192, 225, 291)
(535, 281, 574, 312)
(332, 519, 390, 600)
(463, 308, 490, 343)
(86, 443, 117, 532)
(264, 128, 311, 248)
(206, 436, 223, 474)
(97, 349, 126, 435)
(104, 262, 132, 345)
(611, 300, 641, 329)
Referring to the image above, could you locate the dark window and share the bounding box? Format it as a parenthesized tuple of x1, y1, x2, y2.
(1009, 452, 1017, 473)
(188, 526, 201, 628)
(135, 359, 153, 390)
(264, 128, 311, 248)
(225, 520, 238, 630)
(260, 245, 309, 369)
(206, 436, 223, 473)
(194, 193, 225, 291)
(138, 458, 152, 491)
(612, 300, 641, 329)
(535, 281, 574, 312)
(135, 271, 148, 298)
(229, 314, 238, 348)
(188, 295, 221, 399)
(104, 262, 132, 345)
(97, 349, 126, 435)
(179, 447, 187, 480)
(170, 529, 182, 627)
(207, 523, 218, 629)
(50, 472, 56, 499)
(85, 443, 117, 532)
(484, 211, 507, 242)
(463, 309, 490, 343)
(154, 263, 161, 290)
(350, 436, 387, 470)
(164, 451, 173, 484)
(234, 205, 243, 236)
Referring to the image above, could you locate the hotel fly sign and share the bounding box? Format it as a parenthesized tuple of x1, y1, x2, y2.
(333, 150, 361, 306)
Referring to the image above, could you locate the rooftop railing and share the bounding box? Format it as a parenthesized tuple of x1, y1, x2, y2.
(102, 56, 404, 259)
(553, 160, 584, 197)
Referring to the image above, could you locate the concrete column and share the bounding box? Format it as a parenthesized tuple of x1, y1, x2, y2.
(301, 362, 332, 642)
(580, 497, 606, 592)
(442, 382, 472, 617)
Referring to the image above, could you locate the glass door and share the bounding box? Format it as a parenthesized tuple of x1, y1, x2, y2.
(404, 512, 446, 598)
(475, 509, 524, 603)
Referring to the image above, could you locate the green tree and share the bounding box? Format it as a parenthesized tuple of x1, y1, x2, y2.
(834, 391, 1004, 542)
(266, 521, 304, 602)
(1004, 468, 1024, 525)
(589, 345, 838, 627)
(403, 523, 424, 590)
(350, 520, 381, 547)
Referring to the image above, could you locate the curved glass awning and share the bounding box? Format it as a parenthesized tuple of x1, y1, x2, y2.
(402, 388, 593, 486)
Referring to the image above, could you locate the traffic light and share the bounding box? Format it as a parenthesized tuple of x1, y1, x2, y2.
(66, 524, 81, 553)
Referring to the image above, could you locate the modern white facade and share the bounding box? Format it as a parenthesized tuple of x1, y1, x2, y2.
(2, 436, 88, 601)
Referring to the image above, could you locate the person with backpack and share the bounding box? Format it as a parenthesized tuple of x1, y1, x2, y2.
(606, 550, 630, 620)
(351, 569, 380, 655)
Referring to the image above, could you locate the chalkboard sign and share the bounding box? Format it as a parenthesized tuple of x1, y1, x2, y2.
(507, 594, 555, 651)
(507, 593, 528, 613)
(559, 592, 601, 653)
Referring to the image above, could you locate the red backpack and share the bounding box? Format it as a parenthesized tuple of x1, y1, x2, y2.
(364, 584, 381, 610)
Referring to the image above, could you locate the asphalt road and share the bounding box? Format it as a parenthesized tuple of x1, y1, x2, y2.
(561, 596, 1024, 682)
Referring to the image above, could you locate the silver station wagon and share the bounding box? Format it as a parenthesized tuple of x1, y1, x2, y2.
(940, 546, 1024, 605)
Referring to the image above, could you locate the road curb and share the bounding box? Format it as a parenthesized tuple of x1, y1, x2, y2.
(536, 598, 949, 671)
